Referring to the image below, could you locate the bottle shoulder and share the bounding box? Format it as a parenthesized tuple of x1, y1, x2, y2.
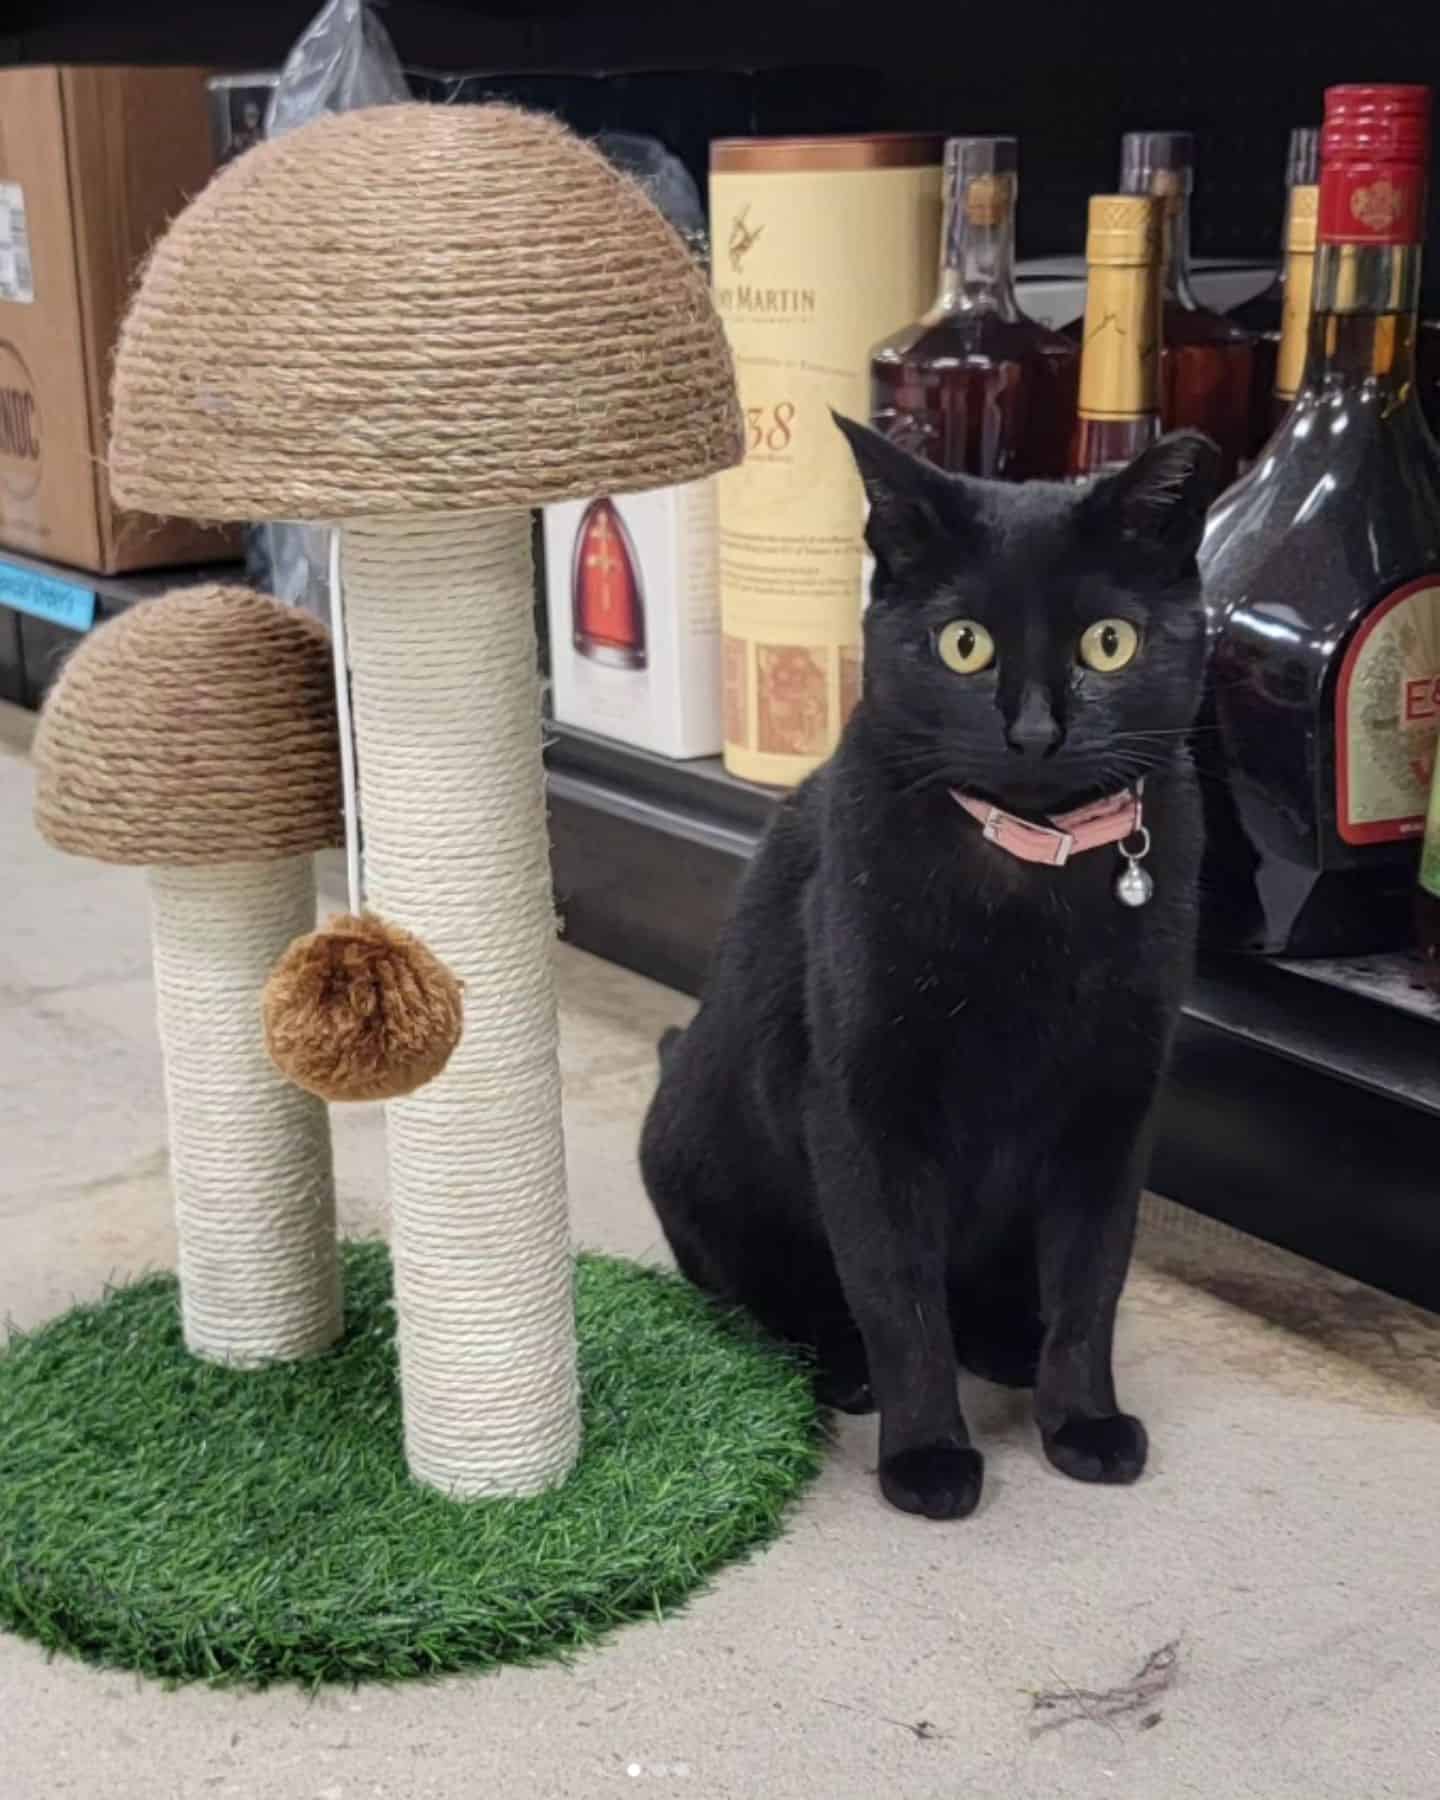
(872, 308, 1079, 368)
(1201, 389, 1440, 637)
(1229, 277, 1283, 334)
(1163, 295, 1256, 347)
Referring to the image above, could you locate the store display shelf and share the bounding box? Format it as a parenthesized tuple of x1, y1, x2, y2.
(544, 721, 1440, 1310)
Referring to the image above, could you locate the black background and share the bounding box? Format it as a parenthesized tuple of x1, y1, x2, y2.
(4, 1, 1439, 290)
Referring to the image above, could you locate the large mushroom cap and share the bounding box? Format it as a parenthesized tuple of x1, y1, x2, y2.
(34, 586, 342, 866)
(110, 103, 744, 521)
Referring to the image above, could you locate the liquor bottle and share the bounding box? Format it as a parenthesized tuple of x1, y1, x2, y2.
(870, 136, 1079, 478)
(1119, 131, 1257, 485)
(1418, 318, 1440, 438)
(1231, 128, 1320, 456)
(1201, 84, 1440, 957)
(1231, 128, 1321, 336)
(1068, 195, 1163, 476)
(570, 497, 647, 669)
(1265, 181, 1319, 435)
(1417, 748, 1440, 987)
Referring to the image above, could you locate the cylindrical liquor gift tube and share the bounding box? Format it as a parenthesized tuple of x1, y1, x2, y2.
(710, 134, 943, 786)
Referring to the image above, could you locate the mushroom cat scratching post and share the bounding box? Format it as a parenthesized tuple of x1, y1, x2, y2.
(109, 103, 742, 1498)
(32, 587, 344, 1364)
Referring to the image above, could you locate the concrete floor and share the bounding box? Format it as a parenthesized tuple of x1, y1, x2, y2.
(5, 704, 1440, 1800)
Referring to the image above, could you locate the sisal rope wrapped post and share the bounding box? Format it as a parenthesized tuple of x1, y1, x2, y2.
(151, 861, 339, 1363)
(108, 101, 743, 1498)
(32, 587, 345, 1364)
(342, 516, 574, 1490)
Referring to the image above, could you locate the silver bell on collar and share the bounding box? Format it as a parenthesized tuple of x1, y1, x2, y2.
(1115, 826, 1153, 908)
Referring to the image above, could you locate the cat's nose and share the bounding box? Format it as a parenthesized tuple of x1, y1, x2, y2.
(1005, 684, 1062, 756)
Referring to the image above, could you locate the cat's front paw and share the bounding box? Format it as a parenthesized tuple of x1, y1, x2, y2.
(1042, 1413, 1148, 1484)
(879, 1444, 984, 1519)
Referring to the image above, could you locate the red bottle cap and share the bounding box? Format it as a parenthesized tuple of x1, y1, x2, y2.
(1319, 84, 1432, 246)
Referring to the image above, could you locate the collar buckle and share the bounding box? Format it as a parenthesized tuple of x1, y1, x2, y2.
(1047, 829, 1076, 867)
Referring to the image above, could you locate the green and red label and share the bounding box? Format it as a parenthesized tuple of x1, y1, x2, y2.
(1336, 576, 1440, 844)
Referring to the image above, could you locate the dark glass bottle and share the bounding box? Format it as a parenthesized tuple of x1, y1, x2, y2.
(1201, 83, 1440, 956)
(1068, 195, 1163, 476)
(1418, 749, 1440, 986)
(870, 136, 1079, 478)
(1264, 182, 1319, 436)
(1231, 128, 1321, 336)
(1417, 318, 1440, 438)
(1119, 131, 1257, 486)
(1231, 128, 1320, 456)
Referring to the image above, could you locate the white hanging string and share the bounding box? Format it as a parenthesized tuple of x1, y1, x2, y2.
(328, 529, 363, 916)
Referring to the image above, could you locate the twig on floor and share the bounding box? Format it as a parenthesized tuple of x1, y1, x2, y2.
(818, 1696, 945, 1741)
(1027, 1639, 1180, 1738)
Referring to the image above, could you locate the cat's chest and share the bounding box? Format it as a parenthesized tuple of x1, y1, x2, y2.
(849, 852, 1183, 1071)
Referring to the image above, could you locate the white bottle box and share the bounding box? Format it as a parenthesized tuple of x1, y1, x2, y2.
(543, 479, 722, 760)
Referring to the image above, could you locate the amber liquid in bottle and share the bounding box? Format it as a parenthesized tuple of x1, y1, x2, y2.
(1120, 132, 1257, 487)
(870, 137, 1078, 478)
(1201, 83, 1440, 957)
(1068, 195, 1162, 477)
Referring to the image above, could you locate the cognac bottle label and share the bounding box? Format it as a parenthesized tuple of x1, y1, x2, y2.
(1335, 575, 1440, 844)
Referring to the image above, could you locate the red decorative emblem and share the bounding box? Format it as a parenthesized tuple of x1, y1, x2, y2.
(571, 498, 647, 670)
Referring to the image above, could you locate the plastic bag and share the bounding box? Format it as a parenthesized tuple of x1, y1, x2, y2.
(265, 0, 408, 139)
(254, 0, 409, 616)
(595, 131, 708, 266)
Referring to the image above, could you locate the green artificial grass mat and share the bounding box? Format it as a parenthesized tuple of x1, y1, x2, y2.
(0, 1243, 821, 1688)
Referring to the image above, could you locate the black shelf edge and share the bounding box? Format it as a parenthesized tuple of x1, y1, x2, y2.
(542, 722, 1440, 1309)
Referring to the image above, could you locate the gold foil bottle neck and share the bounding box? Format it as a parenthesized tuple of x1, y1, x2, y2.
(1078, 195, 1161, 422)
(1084, 194, 1160, 267)
(1287, 184, 1320, 253)
(1275, 189, 1321, 402)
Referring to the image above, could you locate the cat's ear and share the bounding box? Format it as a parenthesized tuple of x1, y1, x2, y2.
(1078, 431, 1221, 574)
(832, 412, 976, 590)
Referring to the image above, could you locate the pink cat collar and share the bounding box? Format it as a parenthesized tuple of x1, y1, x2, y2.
(950, 784, 1144, 868)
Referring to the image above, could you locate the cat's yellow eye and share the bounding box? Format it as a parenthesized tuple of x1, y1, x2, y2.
(935, 619, 995, 675)
(1078, 618, 1140, 673)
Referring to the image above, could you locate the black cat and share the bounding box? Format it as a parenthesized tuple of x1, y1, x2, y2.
(641, 419, 1221, 1519)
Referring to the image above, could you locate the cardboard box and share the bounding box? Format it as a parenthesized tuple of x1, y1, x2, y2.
(0, 66, 235, 573)
(543, 481, 722, 760)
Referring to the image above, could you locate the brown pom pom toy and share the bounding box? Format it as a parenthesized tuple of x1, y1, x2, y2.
(263, 912, 464, 1102)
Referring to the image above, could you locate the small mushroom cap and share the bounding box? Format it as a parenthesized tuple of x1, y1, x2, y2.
(110, 103, 743, 522)
(34, 585, 343, 867)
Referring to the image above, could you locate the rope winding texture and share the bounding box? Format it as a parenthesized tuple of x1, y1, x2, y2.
(110, 103, 744, 520)
(343, 513, 580, 1498)
(151, 860, 341, 1366)
(33, 586, 342, 867)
